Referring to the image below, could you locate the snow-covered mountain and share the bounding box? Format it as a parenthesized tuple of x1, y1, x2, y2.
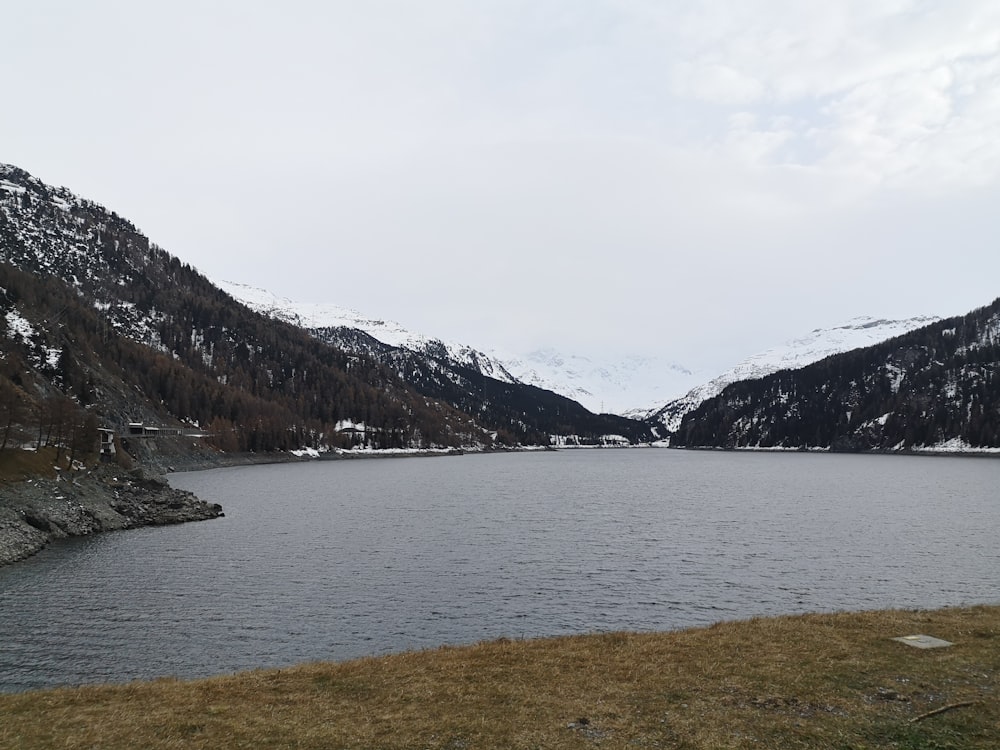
(218, 281, 698, 415)
(646, 315, 941, 434)
(218, 282, 940, 427)
(673, 302, 1000, 451)
(499, 349, 702, 415)
(217, 281, 519, 383)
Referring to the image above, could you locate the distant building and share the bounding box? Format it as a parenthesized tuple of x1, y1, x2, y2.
(125, 423, 200, 438)
(98, 427, 116, 457)
(127, 423, 183, 437)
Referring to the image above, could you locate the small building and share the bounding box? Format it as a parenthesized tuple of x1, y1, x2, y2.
(98, 427, 117, 457)
(126, 423, 187, 438)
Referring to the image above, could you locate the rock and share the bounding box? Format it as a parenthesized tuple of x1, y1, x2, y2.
(0, 465, 223, 567)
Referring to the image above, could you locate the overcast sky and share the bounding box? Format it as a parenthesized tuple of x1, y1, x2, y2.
(4, 1, 999, 372)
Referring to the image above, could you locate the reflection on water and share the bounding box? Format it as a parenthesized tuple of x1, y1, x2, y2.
(1, 450, 997, 691)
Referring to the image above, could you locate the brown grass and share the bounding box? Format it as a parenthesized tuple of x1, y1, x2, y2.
(1, 605, 998, 749)
(0, 446, 63, 482)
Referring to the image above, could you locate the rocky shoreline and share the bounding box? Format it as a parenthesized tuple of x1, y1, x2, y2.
(0, 465, 224, 567)
(0, 439, 508, 569)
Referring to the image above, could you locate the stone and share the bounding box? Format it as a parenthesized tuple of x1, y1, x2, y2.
(892, 634, 954, 649)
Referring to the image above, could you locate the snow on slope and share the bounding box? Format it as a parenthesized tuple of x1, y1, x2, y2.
(647, 315, 941, 433)
(220, 282, 931, 422)
(217, 280, 518, 382)
(498, 348, 702, 415)
(217, 281, 698, 415)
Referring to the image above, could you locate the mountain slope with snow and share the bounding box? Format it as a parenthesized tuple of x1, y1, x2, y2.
(647, 316, 941, 434)
(672, 301, 1000, 451)
(0, 163, 497, 451)
(499, 348, 702, 415)
(216, 281, 652, 442)
(218, 281, 699, 415)
(217, 281, 518, 383)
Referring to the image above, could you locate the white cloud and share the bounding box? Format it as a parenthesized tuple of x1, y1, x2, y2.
(671, 63, 765, 105)
(3, 0, 999, 371)
(649, 0, 1000, 198)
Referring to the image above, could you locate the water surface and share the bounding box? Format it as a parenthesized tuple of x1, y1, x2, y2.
(1, 449, 996, 692)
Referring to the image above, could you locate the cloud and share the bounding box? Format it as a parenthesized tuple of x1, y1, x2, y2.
(3, 0, 999, 371)
(671, 63, 765, 105)
(649, 0, 1000, 198)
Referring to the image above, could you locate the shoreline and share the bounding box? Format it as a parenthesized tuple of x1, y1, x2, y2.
(0, 464, 223, 567)
(2, 604, 997, 748)
(4, 440, 993, 568)
(0, 444, 504, 568)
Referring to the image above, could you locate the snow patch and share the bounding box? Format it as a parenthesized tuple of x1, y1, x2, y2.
(5, 309, 35, 340)
(0, 179, 27, 194)
(915, 438, 1000, 454)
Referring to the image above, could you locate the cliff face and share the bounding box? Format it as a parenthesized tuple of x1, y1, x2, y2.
(0, 466, 223, 566)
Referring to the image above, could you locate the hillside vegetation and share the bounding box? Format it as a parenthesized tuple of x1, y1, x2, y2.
(1, 163, 645, 458)
(673, 299, 1000, 451)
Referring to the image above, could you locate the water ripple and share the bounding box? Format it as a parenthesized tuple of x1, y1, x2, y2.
(1, 450, 998, 692)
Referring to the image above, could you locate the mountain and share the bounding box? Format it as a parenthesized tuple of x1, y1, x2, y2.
(216, 282, 652, 444)
(644, 316, 940, 435)
(218, 281, 698, 416)
(216, 281, 519, 383)
(0, 163, 649, 462)
(499, 348, 701, 415)
(0, 164, 490, 453)
(671, 300, 1000, 451)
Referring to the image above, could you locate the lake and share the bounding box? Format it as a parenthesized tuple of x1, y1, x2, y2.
(1, 449, 997, 692)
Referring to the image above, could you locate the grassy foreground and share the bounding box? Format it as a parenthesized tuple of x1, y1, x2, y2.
(2, 606, 997, 749)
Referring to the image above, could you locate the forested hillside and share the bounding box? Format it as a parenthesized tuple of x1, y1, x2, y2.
(311, 326, 650, 444)
(0, 164, 647, 459)
(672, 299, 1000, 451)
(0, 165, 490, 454)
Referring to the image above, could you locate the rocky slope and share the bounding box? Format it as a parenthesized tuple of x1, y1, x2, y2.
(0, 465, 223, 566)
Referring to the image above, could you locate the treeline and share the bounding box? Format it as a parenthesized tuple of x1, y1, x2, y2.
(673, 298, 1000, 450)
(0, 378, 98, 465)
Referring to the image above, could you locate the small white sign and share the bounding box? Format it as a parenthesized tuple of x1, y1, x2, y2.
(891, 634, 954, 649)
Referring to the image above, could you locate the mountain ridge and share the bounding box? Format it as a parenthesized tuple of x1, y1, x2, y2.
(1, 163, 649, 454)
(644, 314, 941, 435)
(672, 300, 1000, 451)
(218, 280, 945, 425)
(218, 280, 701, 415)
(215, 281, 652, 443)
(3, 161, 992, 459)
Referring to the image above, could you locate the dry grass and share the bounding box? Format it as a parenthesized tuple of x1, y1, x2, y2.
(2, 605, 998, 749)
(0, 446, 62, 482)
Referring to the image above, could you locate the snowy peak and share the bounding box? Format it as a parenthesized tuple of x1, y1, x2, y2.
(219, 281, 700, 415)
(498, 348, 701, 415)
(217, 280, 518, 383)
(648, 315, 940, 433)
